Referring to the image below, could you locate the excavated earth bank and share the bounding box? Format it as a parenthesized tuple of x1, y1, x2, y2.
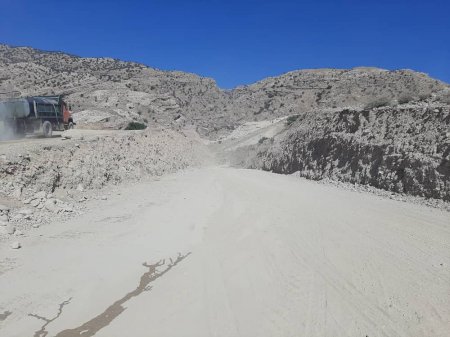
(231, 102, 450, 202)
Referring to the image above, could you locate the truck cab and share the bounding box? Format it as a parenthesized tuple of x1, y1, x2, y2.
(62, 101, 74, 129)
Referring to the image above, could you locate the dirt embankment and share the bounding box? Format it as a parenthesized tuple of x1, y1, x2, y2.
(1, 129, 208, 197)
(228, 103, 450, 202)
(0, 128, 209, 237)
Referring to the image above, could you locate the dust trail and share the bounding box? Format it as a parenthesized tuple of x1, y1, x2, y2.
(29, 298, 72, 337)
(54, 253, 190, 337)
(0, 121, 17, 141)
(0, 310, 12, 321)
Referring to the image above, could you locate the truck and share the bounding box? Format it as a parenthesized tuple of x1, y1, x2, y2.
(0, 95, 75, 138)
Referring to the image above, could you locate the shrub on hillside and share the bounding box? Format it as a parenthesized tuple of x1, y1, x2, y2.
(125, 122, 147, 130)
(286, 115, 300, 126)
(398, 94, 414, 104)
(418, 92, 432, 101)
(364, 97, 392, 110)
(437, 91, 450, 104)
(258, 137, 269, 144)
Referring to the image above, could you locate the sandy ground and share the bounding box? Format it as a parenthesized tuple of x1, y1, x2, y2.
(0, 167, 449, 337)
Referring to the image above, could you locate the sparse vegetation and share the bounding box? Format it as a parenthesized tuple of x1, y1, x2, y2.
(398, 94, 414, 104)
(364, 97, 392, 110)
(125, 122, 147, 130)
(258, 137, 269, 144)
(418, 92, 431, 101)
(437, 91, 450, 104)
(286, 115, 300, 126)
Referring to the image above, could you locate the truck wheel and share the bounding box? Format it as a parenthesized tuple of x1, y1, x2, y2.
(68, 122, 74, 129)
(42, 121, 53, 138)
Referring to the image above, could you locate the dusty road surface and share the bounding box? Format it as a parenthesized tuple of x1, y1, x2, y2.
(1, 167, 449, 337)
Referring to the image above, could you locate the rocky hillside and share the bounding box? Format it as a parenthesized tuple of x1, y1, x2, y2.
(1, 44, 449, 138)
(0, 44, 230, 135)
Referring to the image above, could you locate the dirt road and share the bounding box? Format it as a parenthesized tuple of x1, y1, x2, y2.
(1, 167, 449, 337)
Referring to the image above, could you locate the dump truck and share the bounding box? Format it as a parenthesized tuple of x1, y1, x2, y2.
(0, 95, 75, 138)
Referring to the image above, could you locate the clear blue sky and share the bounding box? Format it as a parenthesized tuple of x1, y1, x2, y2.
(1, 0, 449, 88)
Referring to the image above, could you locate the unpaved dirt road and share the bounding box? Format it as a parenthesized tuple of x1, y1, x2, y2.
(1, 167, 449, 337)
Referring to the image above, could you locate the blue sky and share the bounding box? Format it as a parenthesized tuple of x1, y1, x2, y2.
(1, 0, 449, 88)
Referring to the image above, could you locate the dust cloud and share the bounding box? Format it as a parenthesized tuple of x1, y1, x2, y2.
(0, 121, 17, 141)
